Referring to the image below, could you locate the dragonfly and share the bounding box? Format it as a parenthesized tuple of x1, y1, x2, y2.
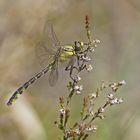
(7, 21, 85, 106)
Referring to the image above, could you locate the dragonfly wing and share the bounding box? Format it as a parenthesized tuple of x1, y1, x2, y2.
(36, 21, 60, 68)
(49, 63, 59, 86)
(66, 56, 77, 67)
(35, 41, 54, 67)
(43, 20, 60, 48)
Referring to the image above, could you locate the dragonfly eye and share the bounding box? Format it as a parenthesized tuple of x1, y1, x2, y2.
(74, 41, 82, 52)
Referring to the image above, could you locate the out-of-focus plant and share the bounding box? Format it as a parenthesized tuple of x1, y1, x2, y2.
(54, 16, 126, 140)
(6, 14, 126, 140)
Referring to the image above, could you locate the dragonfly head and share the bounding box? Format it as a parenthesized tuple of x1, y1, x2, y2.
(74, 41, 84, 52)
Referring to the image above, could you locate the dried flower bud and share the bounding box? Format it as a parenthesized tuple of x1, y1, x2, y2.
(59, 97, 64, 104)
(83, 97, 88, 107)
(65, 109, 70, 117)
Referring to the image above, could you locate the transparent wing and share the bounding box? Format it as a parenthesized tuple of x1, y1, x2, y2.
(35, 21, 61, 67)
(49, 62, 59, 86)
(43, 20, 60, 48)
(66, 55, 77, 67)
(35, 41, 55, 67)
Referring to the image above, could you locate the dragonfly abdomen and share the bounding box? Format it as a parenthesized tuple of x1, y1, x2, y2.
(7, 64, 52, 106)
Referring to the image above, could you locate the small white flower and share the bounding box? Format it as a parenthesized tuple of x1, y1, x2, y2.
(107, 93, 114, 99)
(113, 98, 118, 103)
(85, 126, 97, 133)
(94, 39, 100, 44)
(59, 109, 65, 115)
(82, 55, 91, 61)
(119, 80, 126, 85)
(86, 64, 93, 72)
(110, 82, 117, 88)
(90, 93, 97, 99)
(110, 100, 114, 105)
(118, 98, 124, 104)
(94, 44, 97, 48)
(76, 75, 81, 81)
(76, 90, 81, 94)
(74, 85, 79, 90)
(99, 107, 104, 113)
(74, 85, 83, 94)
(74, 85, 82, 90)
(110, 98, 118, 105)
(75, 129, 80, 135)
(89, 47, 95, 52)
(110, 97, 124, 105)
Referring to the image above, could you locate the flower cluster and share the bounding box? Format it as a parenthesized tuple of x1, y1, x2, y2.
(109, 80, 126, 92)
(55, 16, 125, 140)
(55, 80, 125, 139)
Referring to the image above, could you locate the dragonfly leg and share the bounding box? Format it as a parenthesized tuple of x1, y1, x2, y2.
(65, 66, 70, 71)
(69, 65, 77, 82)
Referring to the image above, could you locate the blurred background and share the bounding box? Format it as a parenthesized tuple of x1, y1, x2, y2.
(0, 0, 140, 139)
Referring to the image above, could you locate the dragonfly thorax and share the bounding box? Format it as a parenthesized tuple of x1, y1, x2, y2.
(59, 45, 75, 61)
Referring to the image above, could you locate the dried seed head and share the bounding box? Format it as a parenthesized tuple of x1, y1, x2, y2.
(59, 97, 64, 104)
